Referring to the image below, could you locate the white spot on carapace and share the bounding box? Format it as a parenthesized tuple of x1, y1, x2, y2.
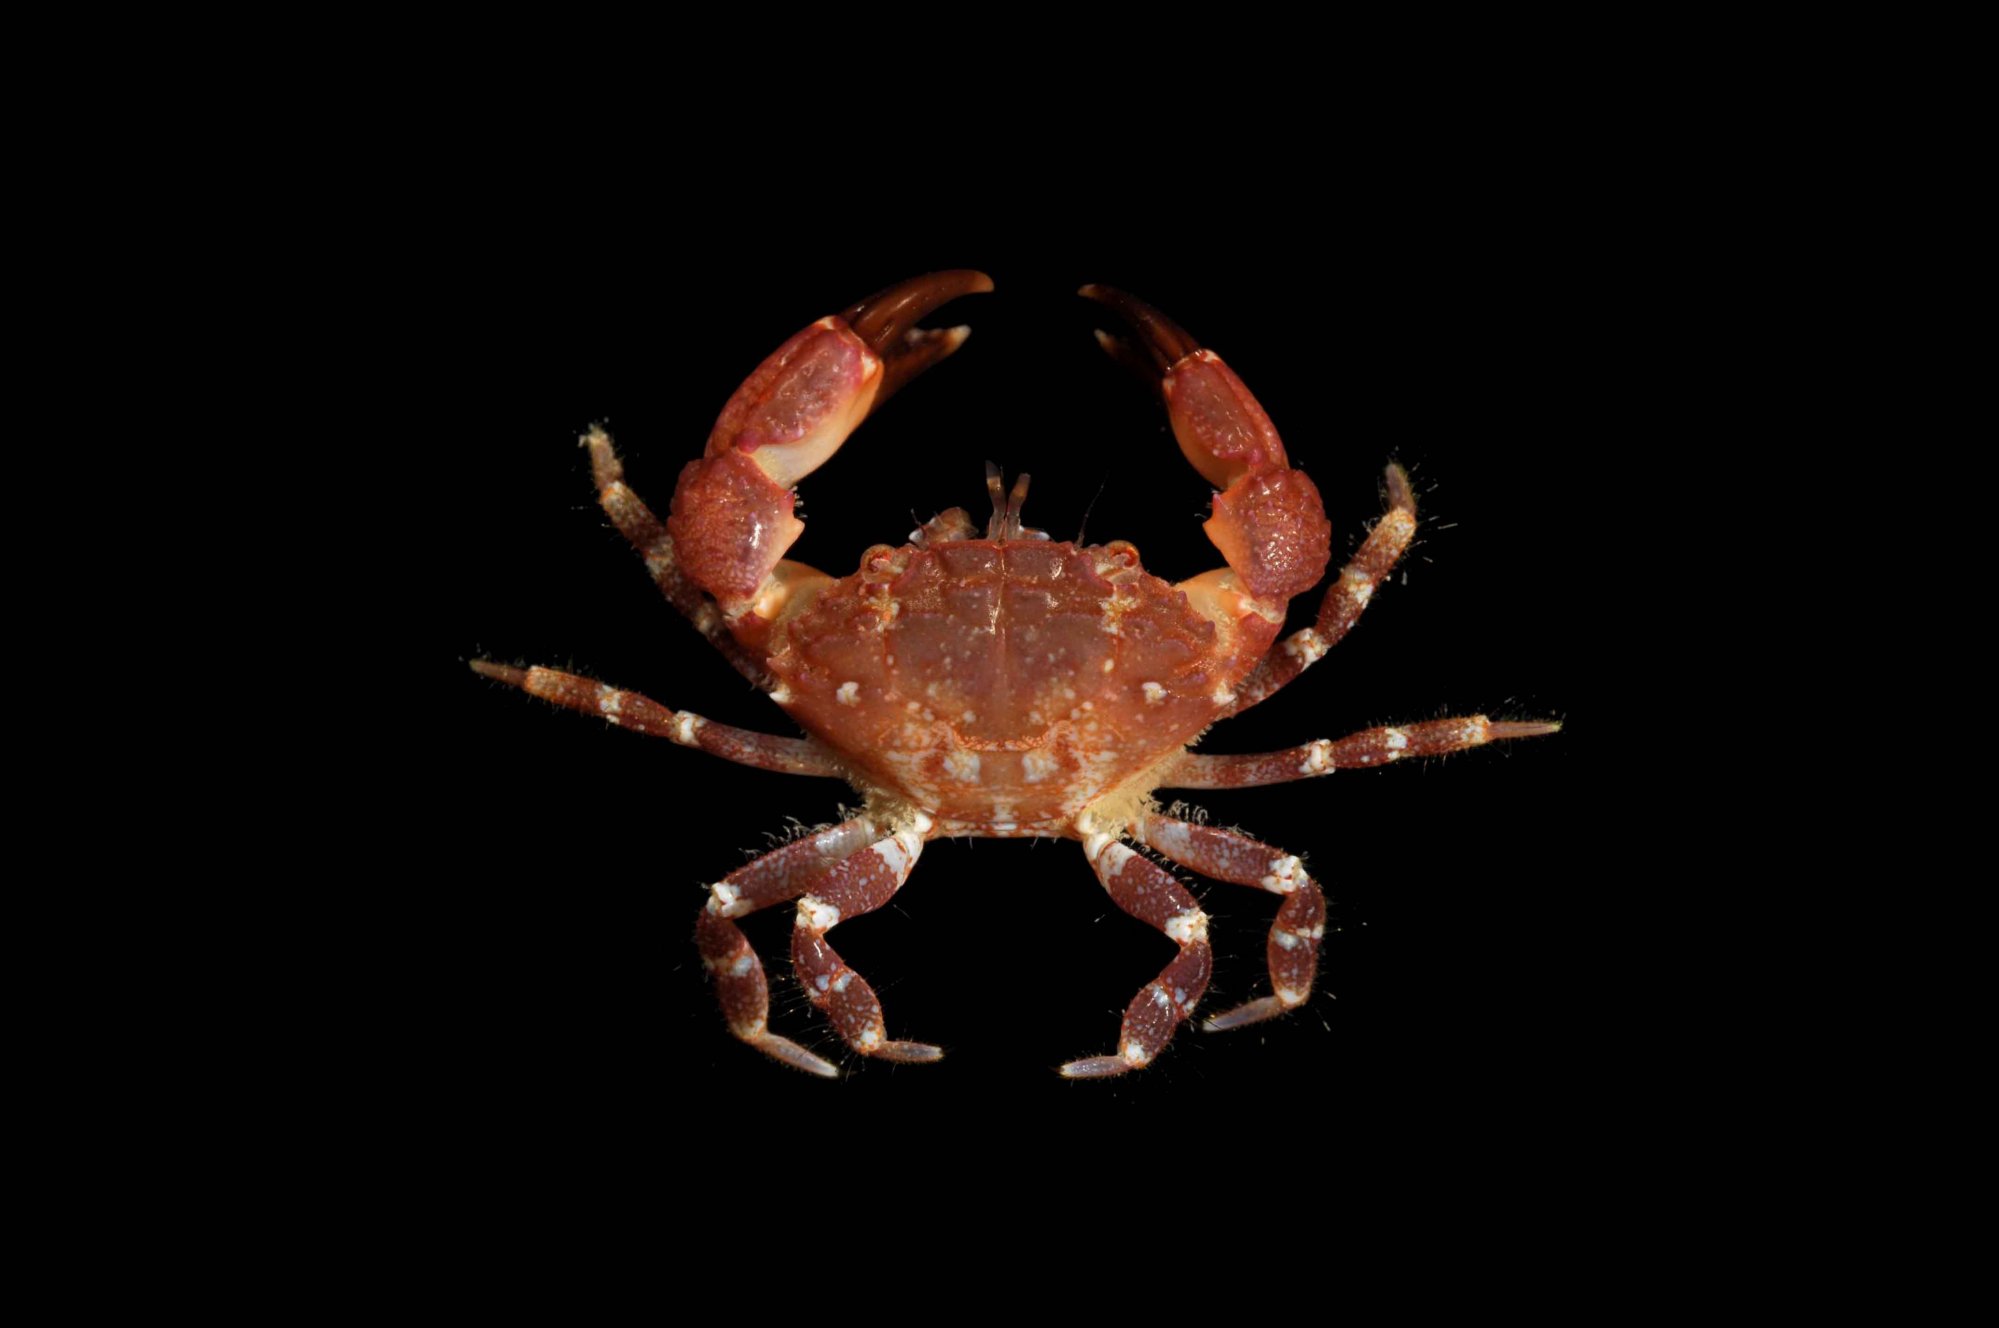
(1142, 681, 1166, 705)
(797, 895, 841, 932)
(1262, 856, 1304, 893)
(1272, 928, 1299, 950)
(1023, 749, 1058, 784)
(707, 882, 746, 918)
(727, 951, 753, 977)
(912, 811, 935, 835)
(906, 701, 922, 714)
(597, 686, 623, 717)
(832, 970, 854, 994)
(1165, 909, 1209, 946)
(768, 683, 794, 705)
(992, 822, 1017, 834)
(1150, 985, 1173, 1010)
(672, 712, 703, 745)
(944, 750, 982, 782)
(1120, 1040, 1151, 1067)
(856, 1026, 883, 1053)
(814, 973, 831, 993)
(1466, 720, 1489, 744)
(1275, 986, 1309, 1007)
(1300, 922, 1325, 940)
(1385, 728, 1409, 750)
(1344, 566, 1376, 606)
(1212, 683, 1236, 706)
(1102, 657, 1115, 672)
(836, 682, 860, 706)
(962, 710, 977, 723)
(1300, 741, 1334, 776)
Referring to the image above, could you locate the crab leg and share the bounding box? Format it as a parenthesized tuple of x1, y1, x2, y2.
(467, 661, 844, 777)
(696, 819, 882, 1077)
(1135, 814, 1327, 1031)
(1166, 716, 1562, 789)
(1082, 284, 1333, 681)
(666, 271, 993, 651)
(1059, 829, 1214, 1078)
(1224, 463, 1419, 717)
(789, 820, 942, 1065)
(578, 424, 770, 685)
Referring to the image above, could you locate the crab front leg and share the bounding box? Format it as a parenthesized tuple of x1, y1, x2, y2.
(1060, 823, 1214, 1078)
(1082, 285, 1332, 685)
(667, 271, 993, 664)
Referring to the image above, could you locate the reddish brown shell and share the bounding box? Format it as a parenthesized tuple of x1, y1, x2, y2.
(768, 541, 1271, 828)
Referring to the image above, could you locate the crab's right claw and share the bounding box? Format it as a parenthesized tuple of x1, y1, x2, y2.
(1082, 284, 1332, 605)
(668, 271, 992, 611)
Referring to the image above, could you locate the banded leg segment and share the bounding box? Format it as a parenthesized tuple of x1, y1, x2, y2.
(696, 819, 881, 1078)
(580, 424, 769, 685)
(1060, 834, 1214, 1078)
(1225, 463, 1418, 717)
(1167, 716, 1561, 789)
(790, 823, 941, 1064)
(1137, 814, 1326, 1031)
(468, 661, 843, 777)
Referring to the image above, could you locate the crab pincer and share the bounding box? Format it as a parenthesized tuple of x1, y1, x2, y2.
(667, 270, 994, 618)
(1082, 284, 1333, 605)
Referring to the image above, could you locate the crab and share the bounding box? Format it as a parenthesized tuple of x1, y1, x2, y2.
(471, 271, 1558, 1078)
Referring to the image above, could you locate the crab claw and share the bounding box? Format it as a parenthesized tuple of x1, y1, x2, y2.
(668, 271, 992, 608)
(1082, 284, 1331, 603)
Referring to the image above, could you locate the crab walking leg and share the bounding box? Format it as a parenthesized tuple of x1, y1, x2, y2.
(1059, 831, 1215, 1079)
(467, 661, 844, 778)
(1135, 814, 1327, 1031)
(697, 819, 883, 1078)
(1225, 463, 1420, 717)
(789, 821, 943, 1064)
(1166, 716, 1563, 789)
(576, 424, 769, 686)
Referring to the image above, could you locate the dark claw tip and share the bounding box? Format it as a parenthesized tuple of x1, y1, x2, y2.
(1077, 284, 1201, 374)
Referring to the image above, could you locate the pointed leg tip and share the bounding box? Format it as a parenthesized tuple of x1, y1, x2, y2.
(1058, 1055, 1131, 1079)
(468, 659, 526, 685)
(1202, 996, 1291, 1032)
(1491, 719, 1563, 741)
(754, 1034, 841, 1079)
(872, 1040, 946, 1064)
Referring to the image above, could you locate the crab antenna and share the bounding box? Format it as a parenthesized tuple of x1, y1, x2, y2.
(1006, 473, 1032, 538)
(985, 461, 1006, 538)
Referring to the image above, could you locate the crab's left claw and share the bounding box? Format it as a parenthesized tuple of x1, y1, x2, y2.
(668, 271, 992, 618)
(1082, 284, 1332, 606)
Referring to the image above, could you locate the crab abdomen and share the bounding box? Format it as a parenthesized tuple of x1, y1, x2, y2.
(770, 541, 1242, 825)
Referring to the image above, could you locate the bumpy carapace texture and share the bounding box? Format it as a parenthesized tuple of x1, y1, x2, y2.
(475, 272, 1558, 1078)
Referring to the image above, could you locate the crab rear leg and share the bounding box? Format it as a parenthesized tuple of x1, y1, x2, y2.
(667, 271, 993, 656)
(789, 820, 943, 1064)
(467, 661, 844, 777)
(1060, 828, 1214, 1078)
(1135, 814, 1327, 1030)
(696, 819, 882, 1077)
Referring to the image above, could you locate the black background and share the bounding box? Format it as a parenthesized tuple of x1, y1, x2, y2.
(410, 201, 1616, 1157)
